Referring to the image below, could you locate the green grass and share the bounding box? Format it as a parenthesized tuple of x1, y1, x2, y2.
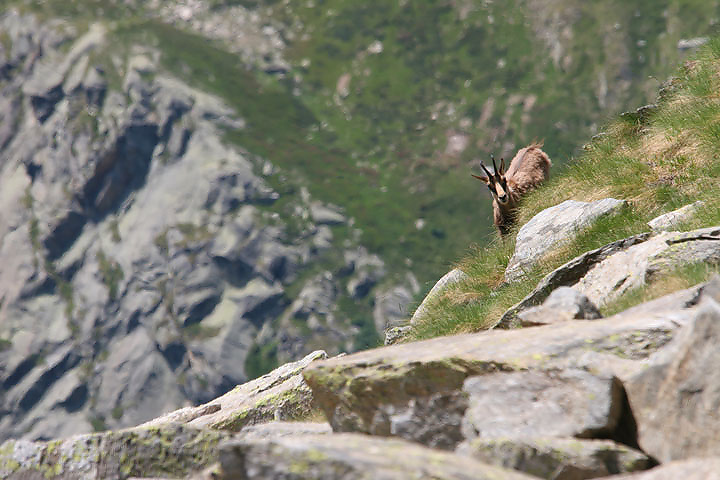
(410, 36, 720, 340)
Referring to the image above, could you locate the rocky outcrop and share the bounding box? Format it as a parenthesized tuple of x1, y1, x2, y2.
(505, 198, 627, 282)
(458, 437, 652, 479)
(625, 297, 720, 463)
(647, 201, 704, 231)
(217, 433, 536, 480)
(303, 277, 720, 476)
(517, 286, 602, 326)
(4, 279, 720, 479)
(0, 352, 326, 479)
(501, 226, 720, 326)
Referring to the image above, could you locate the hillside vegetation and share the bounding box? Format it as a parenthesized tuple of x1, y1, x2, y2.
(411, 37, 720, 339)
(23, 0, 720, 285)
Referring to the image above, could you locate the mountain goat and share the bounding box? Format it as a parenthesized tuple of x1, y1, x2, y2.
(473, 143, 551, 236)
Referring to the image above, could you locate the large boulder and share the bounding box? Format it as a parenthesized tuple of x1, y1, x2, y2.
(458, 437, 652, 480)
(501, 226, 720, 326)
(217, 433, 537, 480)
(612, 459, 720, 479)
(647, 201, 704, 232)
(517, 286, 602, 326)
(303, 278, 720, 451)
(624, 297, 720, 462)
(462, 369, 623, 440)
(143, 350, 327, 431)
(0, 423, 228, 480)
(505, 198, 627, 282)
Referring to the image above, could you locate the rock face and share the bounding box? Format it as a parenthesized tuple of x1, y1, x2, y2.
(0, 352, 327, 480)
(625, 299, 720, 463)
(0, 10, 404, 442)
(501, 226, 720, 326)
(647, 201, 704, 231)
(505, 198, 627, 282)
(458, 437, 652, 480)
(304, 277, 720, 476)
(4, 279, 720, 479)
(218, 433, 537, 480)
(517, 287, 602, 326)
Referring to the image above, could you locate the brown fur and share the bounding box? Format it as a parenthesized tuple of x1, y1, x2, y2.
(473, 142, 551, 236)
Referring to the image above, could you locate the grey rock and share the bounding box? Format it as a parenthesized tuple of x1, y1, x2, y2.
(462, 369, 623, 440)
(0, 423, 227, 480)
(411, 268, 468, 324)
(506, 198, 627, 282)
(499, 231, 656, 328)
(310, 203, 346, 225)
(218, 433, 537, 480)
(647, 201, 704, 232)
(374, 284, 414, 333)
(457, 437, 652, 480)
(573, 227, 720, 308)
(517, 287, 601, 326)
(237, 421, 332, 441)
(384, 325, 412, 345)
(677, 37, 709, 50)
(305, 277, 720, 448)
(163, 350, 327, 431)
(612, 459, 720, 479)
(624, 294, 720, 463)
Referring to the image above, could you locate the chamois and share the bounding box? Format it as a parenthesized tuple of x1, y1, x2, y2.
(472, 143, 551, 237)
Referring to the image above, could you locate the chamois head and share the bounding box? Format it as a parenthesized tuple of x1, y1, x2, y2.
(472, 155, 510, 205)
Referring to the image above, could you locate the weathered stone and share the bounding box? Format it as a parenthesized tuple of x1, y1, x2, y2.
(142, 350, 327, 431)
(624, 297, 720, 463)
(462, 369, 623, 440)
(236, 421, 332, 441)
(647, 201, 704, 231)
(457, 437, 652, 480)
(304, 279, 719, 447)
(517, 287, 602, 326)
(218, 433, 536, 480)
(574, 227, 720, 308)
(411, 268, 468, 324)
(501, 226, 720, 327)
(612, 459, 720, 479)
(384, 325, 412, 345)
(0, 423, 228, 480)
(309, 203, 346, 225)
(499, 233, 650, 327)
(505, 198, 627, 282)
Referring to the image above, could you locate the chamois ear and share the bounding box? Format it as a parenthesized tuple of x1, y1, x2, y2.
(471, 173, 490, 184)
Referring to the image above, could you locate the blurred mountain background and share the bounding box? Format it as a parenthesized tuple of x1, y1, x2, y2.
(0, 0, 717, 441)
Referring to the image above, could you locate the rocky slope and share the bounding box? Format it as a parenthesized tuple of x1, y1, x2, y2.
(0, 9, 415, 442)
(1, 0, 719, 445)
(3, 262, 720, 479)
